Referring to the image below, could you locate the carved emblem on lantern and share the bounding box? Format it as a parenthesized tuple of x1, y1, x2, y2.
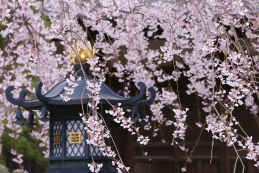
(68, 131, 82, 145)
(53, 132, 61, 145)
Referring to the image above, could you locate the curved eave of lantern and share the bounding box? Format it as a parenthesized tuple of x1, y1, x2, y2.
(5, 76, 156, 110)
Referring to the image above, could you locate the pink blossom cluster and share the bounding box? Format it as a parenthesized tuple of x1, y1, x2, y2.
(30, 119, 50, 158)
(206, 114, 238, 147)
(88, 161, 103, 173)
(1, 0, 259, 172)
(11, 148, 28, 173)
(112, 160, 130, 173)
(5, 112, 30, 172)
(105, 104, 150, 145)
(81, 112, 116, 157)
(172, 108, 188, 140)
(0, 0, 70, 170)
(60, 74, 82, 102)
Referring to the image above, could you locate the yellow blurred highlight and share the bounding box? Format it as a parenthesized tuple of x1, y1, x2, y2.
(69, 41, 95, 64)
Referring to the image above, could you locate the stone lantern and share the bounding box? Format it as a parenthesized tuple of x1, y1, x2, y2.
(5, 61, 156, 173)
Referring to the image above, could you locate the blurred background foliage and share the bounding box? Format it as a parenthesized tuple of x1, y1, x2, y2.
(0, 16, 50, 170)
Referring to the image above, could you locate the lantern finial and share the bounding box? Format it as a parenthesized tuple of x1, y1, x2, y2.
(69, 41, 95, 64)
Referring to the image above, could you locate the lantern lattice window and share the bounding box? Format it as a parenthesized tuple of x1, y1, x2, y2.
(90, 145, 103, 156)
(52, 121, 62, 157)
(66, 120, 85, 157)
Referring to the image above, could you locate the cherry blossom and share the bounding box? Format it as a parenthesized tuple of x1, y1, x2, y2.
(2, 0, 259, 172)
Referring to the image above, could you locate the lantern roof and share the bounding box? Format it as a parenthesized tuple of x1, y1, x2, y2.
(5, 64, 156, 110)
